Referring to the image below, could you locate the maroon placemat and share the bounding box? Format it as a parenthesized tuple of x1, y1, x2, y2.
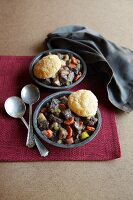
(0, 56, 121, 161)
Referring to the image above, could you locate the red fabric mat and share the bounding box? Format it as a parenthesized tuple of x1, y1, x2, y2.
(0, 56, 121, 161)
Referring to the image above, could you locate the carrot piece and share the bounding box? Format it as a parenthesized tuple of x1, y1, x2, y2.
(66, 126, 73, 139)
(86, 126, 95, 131)
(71, 56, 78, 65)
(68, 63, 76, 69)
(59, 103, 66, 109)
(40, 107, 47, 113)
(64, 117, 74, 125)
(42, 130, 53, 138)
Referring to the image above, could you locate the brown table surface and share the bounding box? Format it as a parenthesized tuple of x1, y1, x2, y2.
(0, 1, 133, 199)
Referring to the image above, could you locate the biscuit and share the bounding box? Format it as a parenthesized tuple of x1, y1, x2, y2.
(33, 55, 61, 79)
(68, 89, 98, 117)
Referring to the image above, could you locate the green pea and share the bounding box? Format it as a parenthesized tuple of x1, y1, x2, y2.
(53, 122, 59, 131)
(77, 64, 81, 70)
(57, 140, 62, 144)
(65, 80, 71, 86)
(80, 132, 89, 140)
(51, 108, 61, 114)
(56, 108, 61, 113)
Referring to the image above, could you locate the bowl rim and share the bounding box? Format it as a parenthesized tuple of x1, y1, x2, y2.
(29, 49, 87, 90)
(33, 91, 102, 149)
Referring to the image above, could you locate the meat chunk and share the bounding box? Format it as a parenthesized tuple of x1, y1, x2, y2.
(60, 74, 68, 84)
(42, 78, 51, 85)
(49, 114, 63, 124)
(84, 116, 98, 126)
(68, 71, 75, 82)
(59, 96, 68, 105)
(49, 98, 60, 110)
(72, 121, 81, 134)
(59, 128, 68, 139)
(52, 76, 61, 86)
(61, 108, 72, 119)
(38, 120, 49, 131)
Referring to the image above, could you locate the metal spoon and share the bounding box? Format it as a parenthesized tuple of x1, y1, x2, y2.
(21, 84, 40, 148)
(4, 96, 49, 157)
(4, 96, 27, 127)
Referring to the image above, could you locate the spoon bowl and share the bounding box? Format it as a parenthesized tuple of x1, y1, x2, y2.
(21, 84, 40, 105)
(4, 96, 26, 119)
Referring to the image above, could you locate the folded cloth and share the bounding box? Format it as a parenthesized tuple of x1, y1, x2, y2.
(0, 56, 121, 161)
(46, 25, 133, 112)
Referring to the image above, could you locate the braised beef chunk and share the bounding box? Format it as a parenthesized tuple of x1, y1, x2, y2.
(72, 67, 79, 75)
(42, 78, 51, 85)
(59, 128, 68, 139)
(61, 108, 72, 119)
(59, 96, 68, 105)
(50, 115, 63, 124)
(38, 120, 49, 131)
(72, 121, 80, 131)
(68, 71, 75, 82)
(60, 74, 68, 84)
(59, 67, 70, 76)
(84, 116, 98, 126)
(91, 117, 98, 124)
(74, 117, 80, 122)
(52, 76, 61, 86)
(38, 95, 98, 145)
(48, 114, 55, 123)
(74, 134, 80, 143)
(72, 121, 81, 134)
(49, 98, 60, 110)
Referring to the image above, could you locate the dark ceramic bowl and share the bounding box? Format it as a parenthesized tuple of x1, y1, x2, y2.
(33, 91, 102, 149)
(29, 49, 87, 90)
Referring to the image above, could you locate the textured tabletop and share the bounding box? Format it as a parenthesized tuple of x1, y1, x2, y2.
(0, 1, 133, 200)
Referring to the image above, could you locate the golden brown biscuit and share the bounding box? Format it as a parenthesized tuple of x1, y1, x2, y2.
(68, 89, 98, 117)
(33, 55, 61, 79)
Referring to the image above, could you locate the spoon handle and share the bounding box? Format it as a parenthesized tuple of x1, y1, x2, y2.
(21, 117, 49, 157)
(34, 135, 49, 157)
(21, 117, 29, 129)
(27, 104, 35, 148)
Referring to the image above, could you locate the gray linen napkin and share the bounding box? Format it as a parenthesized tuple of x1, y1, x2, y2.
(46, 25, 133, 112)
